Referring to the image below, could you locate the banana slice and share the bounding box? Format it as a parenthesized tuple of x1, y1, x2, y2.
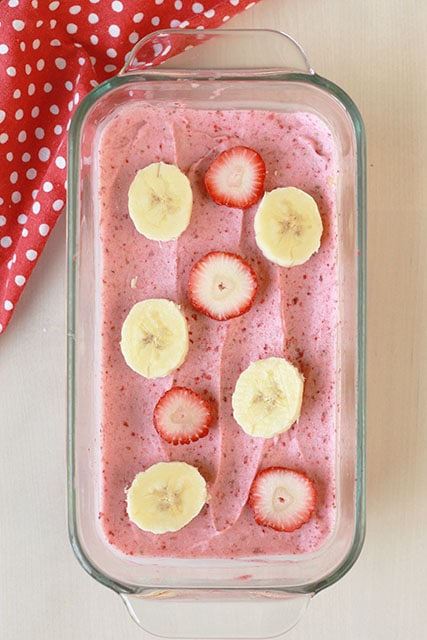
(126, 461, 208, 534)
(128, 162, 193, 241)
(254, 186, 323, 267)
(120, 298, 189, 378)
(232, 357, 304, 438)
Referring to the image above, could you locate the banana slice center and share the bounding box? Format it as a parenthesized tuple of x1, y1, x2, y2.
(153, 485, 183, 514)
(278, 211, 304, 238)
(253, 371, 283, 406)
(253, 378, 289, 414)
(149, 182, 179, 223)
(139, 319, 172, 351)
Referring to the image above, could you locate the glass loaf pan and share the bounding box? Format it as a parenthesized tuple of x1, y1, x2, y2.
(67, 29, 366, 639)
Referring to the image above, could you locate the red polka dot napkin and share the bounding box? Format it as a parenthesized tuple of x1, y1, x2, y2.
(0, 0, 260, 334)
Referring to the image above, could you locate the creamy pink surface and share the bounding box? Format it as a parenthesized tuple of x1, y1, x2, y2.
(97, 103, 338, 558)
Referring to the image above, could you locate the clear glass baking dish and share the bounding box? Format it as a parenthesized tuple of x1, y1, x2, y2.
(67, 29, 366, 639)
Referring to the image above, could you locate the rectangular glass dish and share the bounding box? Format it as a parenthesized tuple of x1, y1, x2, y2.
(67, 29, 366, 639)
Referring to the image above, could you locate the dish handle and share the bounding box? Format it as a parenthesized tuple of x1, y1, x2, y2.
(120, 589, 312, 639)
(121, 28, 314, 75)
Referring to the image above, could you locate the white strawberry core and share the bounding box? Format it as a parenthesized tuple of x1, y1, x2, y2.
(227, 165, 246, 189)
(253, 468, 315, 530)
(192, 252, 256, 320)
(164, 398, 204, 431)
(272, 486, 294, 512)
(212, 273, 236, 297)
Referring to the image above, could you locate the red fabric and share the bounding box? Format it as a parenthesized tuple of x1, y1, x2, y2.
(0, 0, 260, 334)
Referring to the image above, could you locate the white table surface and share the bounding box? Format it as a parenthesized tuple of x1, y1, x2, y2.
(2, 0, 427, 638)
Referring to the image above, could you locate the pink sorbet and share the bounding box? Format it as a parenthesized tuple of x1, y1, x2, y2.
(96, 103, 338, 559)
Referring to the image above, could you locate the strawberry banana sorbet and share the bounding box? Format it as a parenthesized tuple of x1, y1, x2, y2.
(97, 102, 339, 559)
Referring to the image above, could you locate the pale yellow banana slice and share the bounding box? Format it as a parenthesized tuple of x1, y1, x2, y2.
(120, 298, 189, 378)
(126, 461, 207, 534)
(254, 186, 323, 267)
(128, 162, 193, 241)
(232, 357, 304, 438)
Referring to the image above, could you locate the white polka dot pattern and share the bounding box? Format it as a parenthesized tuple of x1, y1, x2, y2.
(0, 0, 261, 333)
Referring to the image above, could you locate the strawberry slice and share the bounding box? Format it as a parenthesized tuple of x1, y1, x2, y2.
(204, 146, 266, 209)
(248, 467, 316, 532)
(188, 251, 258, 321)
(153, 386, 212, 445)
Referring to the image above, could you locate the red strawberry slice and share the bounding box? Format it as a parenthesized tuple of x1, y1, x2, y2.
(188, 251, 258, 321)
(204, 146, 266, 209)
(248, 467, 316, 532)
(153, 386, 212, 445)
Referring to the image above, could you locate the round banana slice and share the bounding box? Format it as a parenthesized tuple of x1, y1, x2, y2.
(254, 186, 323, 267)
(120, 298, 189, 378)
(126, 461, 208, 534)
(232, 357, 304, 438)
(128, 162, 193, 241)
